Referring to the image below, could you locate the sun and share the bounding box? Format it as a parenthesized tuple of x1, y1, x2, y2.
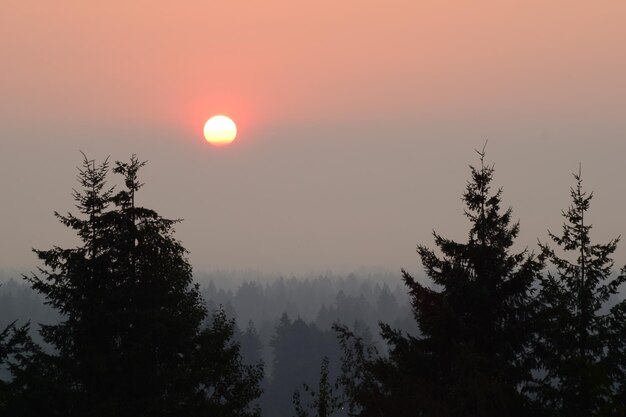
(203, 115, 237, 146)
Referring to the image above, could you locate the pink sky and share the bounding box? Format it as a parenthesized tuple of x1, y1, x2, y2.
(3, 2, 624, 130)
(1, 2, 626, 273)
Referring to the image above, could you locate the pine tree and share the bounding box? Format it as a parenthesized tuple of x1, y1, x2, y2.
(535, 170, 624, 417)
(13, 154, 261, 416)
(337, 149, 543, 417)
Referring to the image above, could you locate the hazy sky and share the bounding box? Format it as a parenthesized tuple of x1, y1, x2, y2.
(1, 1, 626, 274)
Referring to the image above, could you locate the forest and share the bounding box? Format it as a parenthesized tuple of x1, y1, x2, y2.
(2, 150, 626, 417)
(0, 270, 413, 416)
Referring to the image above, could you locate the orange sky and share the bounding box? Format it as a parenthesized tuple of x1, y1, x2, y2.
(1, 1, 626, 273)
(3, 1, 624, 130)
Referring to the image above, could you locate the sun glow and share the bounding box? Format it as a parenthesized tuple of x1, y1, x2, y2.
(203, 115, 237, 146)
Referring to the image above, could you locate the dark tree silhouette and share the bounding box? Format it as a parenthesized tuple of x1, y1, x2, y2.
(0, 323, 69, 417)
(610, 276, 626, 416)
(292, 357, 343, 417)
(535, 170, 624, 417)
(189, 309, 263, 417)
(5, 155, 262, 416)
(337, 149, 543, 417)
(0, 321, 31, 408)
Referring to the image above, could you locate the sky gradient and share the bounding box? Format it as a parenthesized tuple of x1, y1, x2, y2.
(2, 1, 626, 274)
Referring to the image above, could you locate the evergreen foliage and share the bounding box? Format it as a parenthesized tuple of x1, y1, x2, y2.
(535, 170, 625, 416)
(610, 279, 626, 416)
(2, 154, 262, 416)
(333, 324, 381, 417)
(0, 321, 31, 408)
(337, 149, 543, 416)
(189, 309, 263, 417)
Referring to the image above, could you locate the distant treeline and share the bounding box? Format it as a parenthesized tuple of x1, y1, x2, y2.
(0, 272, 412, 331)
(0, 272, 416, 417)
(0, 270, 415, 355)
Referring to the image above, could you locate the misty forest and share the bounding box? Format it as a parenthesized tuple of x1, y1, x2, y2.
(3, 150, 626, 417)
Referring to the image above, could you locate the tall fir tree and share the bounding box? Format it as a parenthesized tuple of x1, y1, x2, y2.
(535, 170, 624, 417)
(9, 154, 262, 416)
(337, 149, 543, 417)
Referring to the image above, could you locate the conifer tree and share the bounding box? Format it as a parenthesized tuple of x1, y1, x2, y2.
(535, 170, 624, 417)
(609, 272, 626, 416)
(0, 323, 69, 417)
(337, 149, 543, 417)
(0, 321, 31, 408)
(14, 154, 261, 416)
(189, 309, 263, 417)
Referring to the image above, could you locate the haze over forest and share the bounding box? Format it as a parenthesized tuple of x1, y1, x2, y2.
(2, 2, 626, 273)
(3, 2, 626, 417)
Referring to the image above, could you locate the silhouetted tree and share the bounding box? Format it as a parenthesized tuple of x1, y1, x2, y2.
(0, 321, 31, 408)
(292, 357, 343, 417)
(189, 309, 263, 417)
(535, 170, 624, 416)
(10, 154, 261, 416)
(610, 278, 626, 416)
(337, 149, 543, 417)
(333, 324, 382, 417)
(0, 324, 71, 417)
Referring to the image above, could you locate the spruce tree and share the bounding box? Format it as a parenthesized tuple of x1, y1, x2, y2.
(535, 170, 624, 417)
(337, 149, 543, 417)
(17, 154, 261, 416)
